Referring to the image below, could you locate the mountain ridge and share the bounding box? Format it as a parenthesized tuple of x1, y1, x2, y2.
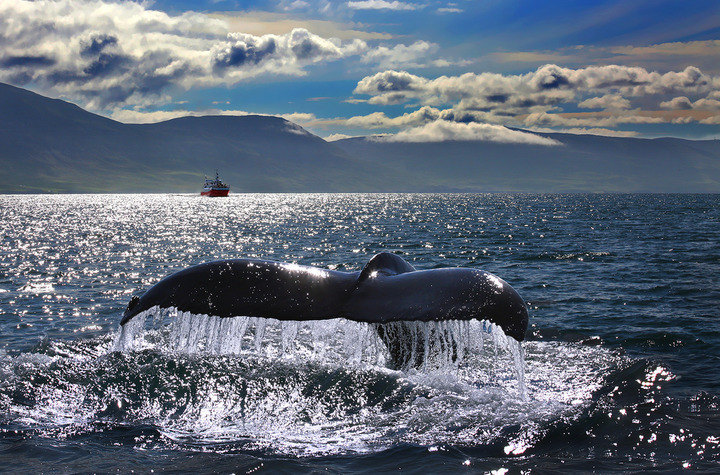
(1, 82, 719, 193)
(0, 82, 388, 193)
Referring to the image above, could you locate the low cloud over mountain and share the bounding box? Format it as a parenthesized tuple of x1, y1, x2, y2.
(1, 82, 718, 194)
(374, 121, 560, 145)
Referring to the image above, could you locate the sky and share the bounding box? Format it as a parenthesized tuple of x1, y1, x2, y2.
(1, 0, 719, 141)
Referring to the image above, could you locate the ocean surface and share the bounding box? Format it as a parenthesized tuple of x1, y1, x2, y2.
(1, 193, 719, 473)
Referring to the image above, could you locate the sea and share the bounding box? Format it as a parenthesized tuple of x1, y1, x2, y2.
(0, 193, 719, 473)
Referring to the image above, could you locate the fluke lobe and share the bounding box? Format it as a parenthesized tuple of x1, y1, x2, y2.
(121, 253, 529, 366)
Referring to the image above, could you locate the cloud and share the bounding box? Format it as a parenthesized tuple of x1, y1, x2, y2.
(1, 55, 56, 68)
(491, 40, 720, 75)
(695, 91, 720, 111)
(521, 110, 717, 128)
(305, 105, 449, 130)
(610, 40, 720, 69)
(324, 133, 355, 141)
(578, 94, 631, 110)
(213, 11, 393, 40)
(352, 65, 720, 132)
(212, 34, 280, 68)
(108, 108, 317, 125)
(660, 92, 720, 111)
(0, 0, 431, 110)
(527, 127, 640, 138)
(355, 65, 716, 106)
(375, 120, 560, 145)
(700, 115, 720, 125)
(347, 1, 420, 11)
(285, 0, 310, 10)
(308, 105, 717, 138)
(280, 112, 317, 123)
(660, 96, 694, 110)
(360, 41, 438, 68)
(109, 108, 256, 123)
(212, 28, 366, 73)
(492, 52, 579, 64)
(343, 106, 443, 128)
(437, 7, 463, 13)
(522, 111, 661, 128)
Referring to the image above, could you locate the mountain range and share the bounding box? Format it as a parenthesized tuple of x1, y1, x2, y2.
(1, 82, 719, 193)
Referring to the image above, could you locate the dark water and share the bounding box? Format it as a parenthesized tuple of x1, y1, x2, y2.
(1, 193, 719, 473)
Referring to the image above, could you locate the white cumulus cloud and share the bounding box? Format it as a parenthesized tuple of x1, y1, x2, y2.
(578, 94, 631, 110)
(109, 108, 318, 126)
(375, 120, 560, 145)
(324, 133, 355, 141)
(360, 41, 438, 68)
(347, 0, 420, 10)
(0, 0, 428, 111)
(351, 64, 720, 132)
(660, 92, 720, 111)
(354, 65, 716, 109)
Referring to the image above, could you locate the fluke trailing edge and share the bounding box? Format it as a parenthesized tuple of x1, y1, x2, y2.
(121, 253, 529, 366)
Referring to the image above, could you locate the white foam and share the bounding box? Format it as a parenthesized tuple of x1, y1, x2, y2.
(18, 282, 55, 293)
(8, 322, 625, 457)
(113, 308, 527, 398)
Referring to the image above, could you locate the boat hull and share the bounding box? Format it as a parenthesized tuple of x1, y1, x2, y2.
(201, 188, 229, 197)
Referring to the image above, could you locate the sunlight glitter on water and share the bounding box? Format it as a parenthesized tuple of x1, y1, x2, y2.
(3, 193, 719, 469)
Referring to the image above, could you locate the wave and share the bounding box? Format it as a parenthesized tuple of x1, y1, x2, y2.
(0, 314, 625, 457)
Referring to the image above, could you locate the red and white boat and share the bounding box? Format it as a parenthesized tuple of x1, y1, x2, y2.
(201, 171, 230, 197)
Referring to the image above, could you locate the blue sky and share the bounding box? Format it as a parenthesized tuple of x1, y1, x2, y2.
(1, 0, 719, 141)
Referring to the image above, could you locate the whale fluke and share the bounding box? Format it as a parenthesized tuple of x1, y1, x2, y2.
(121, 253, 529, 367)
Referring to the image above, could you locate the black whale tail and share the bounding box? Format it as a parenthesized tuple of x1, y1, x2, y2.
(120, 253, 528, 367)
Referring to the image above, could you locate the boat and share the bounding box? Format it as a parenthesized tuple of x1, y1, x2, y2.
(201, 170, 230, 197)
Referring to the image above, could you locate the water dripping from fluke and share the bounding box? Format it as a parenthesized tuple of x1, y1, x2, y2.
(112, 307, 528, 400)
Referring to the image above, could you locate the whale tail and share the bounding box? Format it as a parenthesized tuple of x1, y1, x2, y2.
(120, 253, 528, 368)
(125, 295, 141, 316)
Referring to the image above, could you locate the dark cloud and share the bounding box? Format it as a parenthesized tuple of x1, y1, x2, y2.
(83, 53, 130, 77)
(214, 39, 278, 68)
(47, 69, 84, 84)
(355, 65, 719, 116)
(291, 36, 324, 59)
(348, 64, 720, 133)
(0, 2, 371, 110)
(3, 71, 33, 85)
(486, 94, 508, 103)
(1, 55, 55, 68)
(355, 70, 419, 94)
(536, 71, 570, 90)
(67, 73, 177, 109)
(80, 35, 118, 57)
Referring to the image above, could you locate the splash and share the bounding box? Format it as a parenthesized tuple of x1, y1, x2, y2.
(113, 308, 527, 398)
(3, 324, 624, 457)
